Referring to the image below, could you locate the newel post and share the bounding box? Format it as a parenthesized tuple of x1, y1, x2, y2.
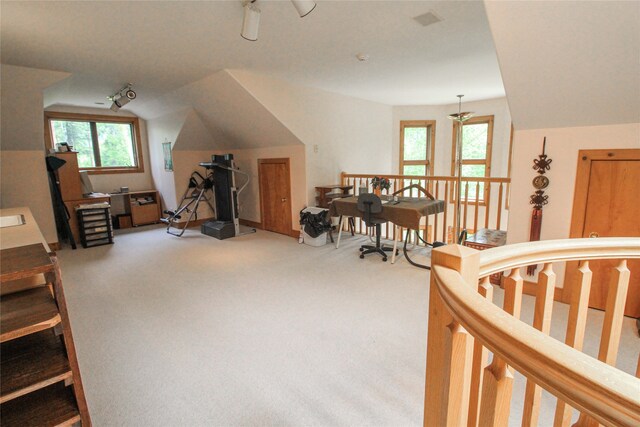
(424, 244, 480, 427)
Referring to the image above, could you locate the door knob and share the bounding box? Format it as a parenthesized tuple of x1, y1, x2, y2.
(589, 231, 599, 238)
(281, 198, 287, 202)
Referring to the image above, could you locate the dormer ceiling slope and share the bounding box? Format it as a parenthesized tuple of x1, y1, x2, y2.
(484, 1, 640, 130)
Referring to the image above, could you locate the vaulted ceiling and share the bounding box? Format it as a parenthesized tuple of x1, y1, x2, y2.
(1, 0, 504, 116)
(1, 1, 637, 131)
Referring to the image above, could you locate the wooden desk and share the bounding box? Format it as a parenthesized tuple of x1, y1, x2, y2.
(315, 185, 353, 208)
(330, 196, 445, 269)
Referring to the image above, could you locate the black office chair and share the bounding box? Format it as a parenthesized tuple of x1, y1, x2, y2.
(357, 193, 394, 261)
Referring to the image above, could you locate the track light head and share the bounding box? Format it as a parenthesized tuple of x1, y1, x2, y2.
(291, 0, 316, 17)
(108, 83, 135, 112)
(241, 1, 261, 41)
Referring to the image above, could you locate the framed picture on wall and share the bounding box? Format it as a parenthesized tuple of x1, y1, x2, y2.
(162, 142, 173, 171)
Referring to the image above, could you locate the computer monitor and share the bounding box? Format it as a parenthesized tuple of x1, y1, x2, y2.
(79, 171, 94, 195)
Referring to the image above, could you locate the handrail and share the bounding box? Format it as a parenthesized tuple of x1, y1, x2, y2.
(478, 237, 640, 277)
(431, 237, 640, 427)
(342, 173, 511, 184)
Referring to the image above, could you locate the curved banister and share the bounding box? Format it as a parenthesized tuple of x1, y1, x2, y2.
(431, 237, 640, 426)
(478, 237, 640, 278)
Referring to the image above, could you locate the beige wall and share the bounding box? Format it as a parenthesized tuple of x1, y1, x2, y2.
(1, 64, 70, 243)
(172, 146, 306, 231)
(509, 122, 640, 285)
(45, 105, 154, 193)
(229, 70, 393, 204)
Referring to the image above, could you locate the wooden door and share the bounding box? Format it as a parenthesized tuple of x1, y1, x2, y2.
(258, 158, 292, 236)
(566, 149, 640, 317)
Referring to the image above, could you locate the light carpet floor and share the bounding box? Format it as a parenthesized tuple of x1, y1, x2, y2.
(57, 226, 639, 426)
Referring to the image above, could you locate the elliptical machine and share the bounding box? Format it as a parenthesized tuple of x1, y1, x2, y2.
(199, 154, 256, 239)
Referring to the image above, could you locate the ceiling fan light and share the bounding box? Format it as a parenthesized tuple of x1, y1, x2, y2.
(291, 0, 316, 18)
(241, 2, 261, 41)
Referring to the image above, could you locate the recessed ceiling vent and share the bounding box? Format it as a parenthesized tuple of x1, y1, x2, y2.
(413, 11, 442, 27)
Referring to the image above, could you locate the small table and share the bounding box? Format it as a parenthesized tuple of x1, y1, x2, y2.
(464, 228, 507, 284)
(330, 196, 445, 269)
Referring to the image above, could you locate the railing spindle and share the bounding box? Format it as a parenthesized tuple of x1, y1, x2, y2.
(468, 276, 493, 427)
(479, 268, 523, 427)
(575, 259, 631, 427)
(496, 183, 503, 230)
(484, 183, 491, 229)
(474, 182, 480, 234)
(522, 263, 556, 427)
(554, 261, 593, 427)
(443, 181, 449, 243)
(463, 181, 470, 232)
(434, 181, 440, 243)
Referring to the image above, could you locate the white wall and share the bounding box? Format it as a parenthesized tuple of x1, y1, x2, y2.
(229, 69, 393, 204)
(392, 97, 512, 176)
(392, 97, 512, 233)
(509, 123, 640, 286)
(44, 105, 154, 193)
(146, 108, 192, 212)
(1, 64, 70, 244)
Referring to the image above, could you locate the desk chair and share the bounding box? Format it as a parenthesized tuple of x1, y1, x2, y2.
(357, 193, 394, 261)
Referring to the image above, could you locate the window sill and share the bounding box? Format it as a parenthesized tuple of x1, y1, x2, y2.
(80, 166, 144, 175)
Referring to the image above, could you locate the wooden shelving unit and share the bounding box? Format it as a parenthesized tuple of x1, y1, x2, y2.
(315, 185, 353, 209)
(127, 190, 162, 226)
(0, 243, 91, 425)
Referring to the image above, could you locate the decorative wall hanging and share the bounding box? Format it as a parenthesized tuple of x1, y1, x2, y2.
(162, 141, 173, 171)
(527, 137, 552, 275)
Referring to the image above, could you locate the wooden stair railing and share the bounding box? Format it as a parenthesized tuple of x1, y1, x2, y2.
(341, 173, 510, 245)
(424, 238, 640, 427)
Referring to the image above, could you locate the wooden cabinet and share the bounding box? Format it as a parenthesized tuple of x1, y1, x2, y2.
(0, 209, 91, 425)
(127, 191, 162, 226)
(54, 152, 83, 201)
(315, 185, 353, 208)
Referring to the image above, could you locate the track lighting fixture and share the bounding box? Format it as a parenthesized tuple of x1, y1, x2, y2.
(241, 1, 261, 41)
(108, 83, 136, 112)
(241, 0, 316, 41)
(291, 0, 316, 17)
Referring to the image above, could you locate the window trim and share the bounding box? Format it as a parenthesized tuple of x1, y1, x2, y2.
(44, 111, 144, 175)
(450, 115, 494, 204)
(399, 120, 436, 176)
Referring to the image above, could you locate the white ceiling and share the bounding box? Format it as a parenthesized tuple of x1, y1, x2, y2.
(0, 0, 505, 116)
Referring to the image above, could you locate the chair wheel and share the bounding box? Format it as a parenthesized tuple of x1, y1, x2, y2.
(359, 247, 364, 252)
(383, 257, 387, 262)
(360, 254, 364, 259)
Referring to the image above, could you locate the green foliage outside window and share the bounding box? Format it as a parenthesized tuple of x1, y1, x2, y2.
(51, 119, 137, 169)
